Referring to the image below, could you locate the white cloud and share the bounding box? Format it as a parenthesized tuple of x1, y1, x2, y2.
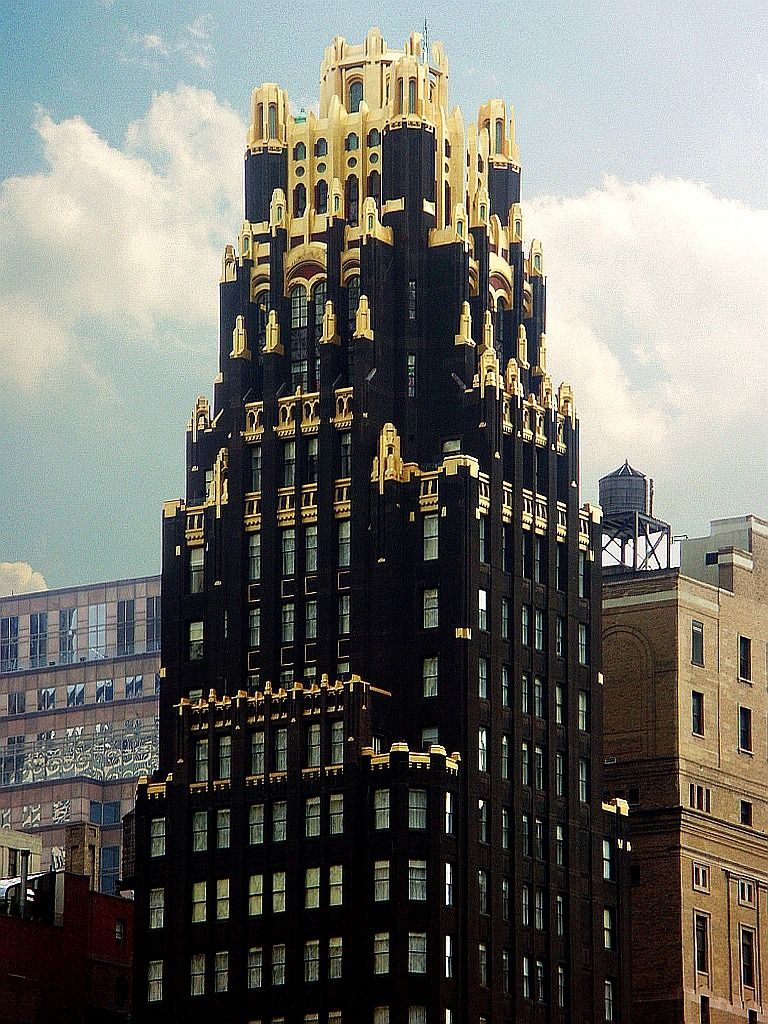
(122, 20, 213, 70)
(0, 88, 245, 392)
(0, 562, 48, 597)
(528, 177, 768, 526)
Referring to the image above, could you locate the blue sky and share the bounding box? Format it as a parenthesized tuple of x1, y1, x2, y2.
(1, 0, 766, 591)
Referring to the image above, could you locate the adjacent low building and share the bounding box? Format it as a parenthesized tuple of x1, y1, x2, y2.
(0, 576, 160, 890)
(603, 512, 768, 1023)
(0, 868, 133, 1023)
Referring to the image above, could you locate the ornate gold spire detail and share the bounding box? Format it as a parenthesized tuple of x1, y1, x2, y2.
(454, 301, 475, 347)
(230, 315, 251, 360)
(354, 295, 374, 340)
(264, 310, 283, 354)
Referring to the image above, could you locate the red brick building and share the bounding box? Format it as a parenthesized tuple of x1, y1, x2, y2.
(0, 871, 133, 1024)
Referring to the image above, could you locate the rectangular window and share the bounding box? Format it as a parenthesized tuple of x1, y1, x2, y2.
(249, 803, 264, 844)
(189, 952, 205, 997)
(191, 880, 206, 923)
(535, 818, 545, 860)
(189, 547, 204, 594)
(281, 602, 295, 643)
(409, 788, 427, 829)
(555, 684, 564, 725)
(216, 878, 230, 920)
(501, 735, 510, 780)
(691, 620, 704, 666)
(150, 817, 166, 857)
(281, 528, 295, 576)
(423, 515, 438, 560)
(423, 588, 438, 628)
(307, 437, 319, 484)
(535, 887, 545, 930)
(330, 720, 344, 764)
(603, 906, 615, 949)
(478, 799, 488, 843)
(739, 706, 753, 752)
(479, 516, 487, 563)
(522, 813, 531, 857)
(408, 279, 417, 319)
(8, 691, 25, 715)
(247, 947, 263, 989)
(251, 445, 262, 492)
(248, 874, 263, 915)
(329, 792, 344, 834)
(148, 960, 163, 1002)
(423, 656, 438, 697)
(248, 606, 261, 648)
(478, 657, 488, 699)
(534, 745, 545, 789)
(603, 838, 614, 880)
(251, 731, 265, 774)
(695, 913, 709, 972)
(374, 859, 390, 901)
(478, 728, 488, 772)
(338, 593, 350, 635)
(303, 598, 317, 640)
(374, 788, 390, 829)
(306, 723, 321, 767)
(579, 758, 589, 803)
(149, 887, 164, 929)
(693, 862, 710, 892)
(534, 609, 545, 651)
(579, 690, 589, 732)
(272, 944, 286, 986)
(329, 936, 343, 980)
(578, 623, 589, 665)
(58, 608, 77, 664)
(192, 810, 207, 852)
(534, 676, 545, 718)
(445, 792, 454, 834)
(522, 671, 531, 714)
(522, 883, 530, 927)
(272, 870, 286, 913)
(556, 894, 565, 937)
(479, 589, 488, 630)
(95, 678, 113, 702)
(502, 807, 511, 849)
(29, 611, 48, 668)
(604, 979, 615, 1022)
(522, 956, 531, 999)
(502, 665, 510, 707)
(283, 439, 296, 487)
(248, 532, 261, 581)
(479, 943, 488, 986)
(328, 863, 343, 905)
(67, 683, 85, 707)
(194, 738, 208, 782)
(692, 691, 704, 735)
(188, 620, 203, 660)
(338, 519, 351, 567)
(340, 431, 352, 477)
(216, 808, 230, 849)
(739, 635, 752, 681)
(556, 751, 565, 796)
(304, 523, 318, 572)
(408, 933, 427, 973)
(273, 800, 287, 841)
(741, 799, 753, 826)
(218, 736, 231, 779)
(409, 859, 427, 900)
(445, 934, 454, 979)
(275, 728, 288, 771)
(556, 615, 565, 657)
(522, 741, 531, 786)
(522, 605, 530, 646)
(305, 867, 320, 909)
(1, 615, 19, 672)
(445, 861, 454, 905)
(374, 933, 389, 974)
(116, 599, 135, 656)
(578, 552, 588, 598)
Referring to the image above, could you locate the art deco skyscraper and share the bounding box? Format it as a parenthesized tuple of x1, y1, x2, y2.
(127, 29, 630, 1024)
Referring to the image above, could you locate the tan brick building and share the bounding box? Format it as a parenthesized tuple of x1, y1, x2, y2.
(603, 515, 768, 1024)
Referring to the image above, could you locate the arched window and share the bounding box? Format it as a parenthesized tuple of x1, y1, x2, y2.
(346, 176, 359, 226)
(444, 183, 451, 225)
(345, 133, 359, 152)
(367, 170, 381, 209)
(255, 291, 269, 344)
(312, 282, 326, 330)
(315, 138, 328, 157)
(496, 296, 507, 347)
(349, 80, 363, 113)
(367, 128, 381, 147)
(290, 285, 308, 328)
(408, 78, 417, 114)
(268, 104, 278, 140)
(293, 183, 307, 217)
(293, 142, 306, 161)
(533, 253, 541, 272)
(315, 179, 328, 214)
(495, 120, 503, 153)
(347, 276, 360, 328)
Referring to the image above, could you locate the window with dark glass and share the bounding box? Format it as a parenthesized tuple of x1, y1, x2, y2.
(739, 635, 752, 680)
(739, 705, 752, 752)
(117, 599, 135, 656)
(189, 547, 204, 594)
(691, 620, 704, 666)
(692, 691, 704, 735)
(345, 175, 359, 225)
(29, 612, 47, 668)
